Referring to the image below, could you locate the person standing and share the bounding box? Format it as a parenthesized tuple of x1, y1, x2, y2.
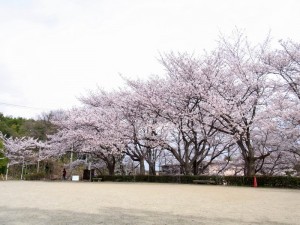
(62, 168, 66, 180)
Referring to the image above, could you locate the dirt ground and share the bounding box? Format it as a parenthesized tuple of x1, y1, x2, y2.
(0, 181, 299, 225)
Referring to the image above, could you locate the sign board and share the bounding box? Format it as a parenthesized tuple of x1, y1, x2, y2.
(72, 175, 79, 181)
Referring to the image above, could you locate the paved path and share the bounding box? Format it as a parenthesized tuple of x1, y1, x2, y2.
(0, 181, 299, 224)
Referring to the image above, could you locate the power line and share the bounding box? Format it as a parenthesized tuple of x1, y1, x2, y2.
(0, 102, 51, 111)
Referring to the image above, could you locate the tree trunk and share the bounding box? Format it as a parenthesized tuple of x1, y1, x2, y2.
(237, 139, 256, 176)
(183, 162, 192, 175)
(139, 159, 145, 175)
(148, 162, 156, 175)
(106, 155, 116, 176)
(193, 161, 198, 175)
(107, 163, 115, 176)
(244, 157, 256, 176)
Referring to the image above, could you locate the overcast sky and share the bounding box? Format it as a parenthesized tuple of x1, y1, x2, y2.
(0, 0, 299, 119)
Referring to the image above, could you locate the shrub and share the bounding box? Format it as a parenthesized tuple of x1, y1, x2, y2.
(220, 176, 300, 188)
(95, 175, 300, 188)
(253, 176, 300, 188)
(24, 172, 45, 180)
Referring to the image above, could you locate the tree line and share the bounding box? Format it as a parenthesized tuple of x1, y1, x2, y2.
(1, 32, 300, 178)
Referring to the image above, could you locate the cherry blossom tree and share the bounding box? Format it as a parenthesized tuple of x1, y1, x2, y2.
(124, 56, 233, 175)
(49, 103, 124, 175)
(258, 88, 300, 174)
(265, 39, 300, 99)
(80, 89, 163, 175)
(263, 40, 300, 160)
(0, 133, 46, 179)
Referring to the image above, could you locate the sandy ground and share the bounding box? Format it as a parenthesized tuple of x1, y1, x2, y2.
(0, 181, 299, 225)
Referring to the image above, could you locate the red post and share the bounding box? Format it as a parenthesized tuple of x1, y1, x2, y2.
(253, 176, 257, 187)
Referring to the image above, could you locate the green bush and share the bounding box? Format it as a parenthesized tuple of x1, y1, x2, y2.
(24, 172, 45, 180)
(253, 176, 300, 188)
(95, 175, 300, 188)
(0, 152, 8, 174)
(97, 175, 222, 184)
(219, 176, 300, 188)
(223, 176, 253, 186)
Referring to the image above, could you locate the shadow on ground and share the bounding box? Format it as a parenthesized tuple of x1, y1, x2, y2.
(0, 206, 286, 225)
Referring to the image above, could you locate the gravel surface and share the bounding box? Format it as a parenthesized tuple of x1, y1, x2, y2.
(0, 181, 299, 225)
